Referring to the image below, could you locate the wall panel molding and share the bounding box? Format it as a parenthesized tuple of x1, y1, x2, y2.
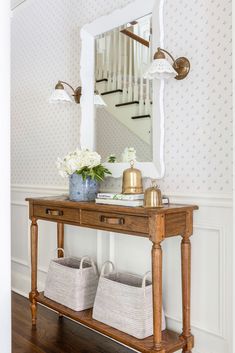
(164, 223, 226, 339)
(11, 183, 68, 194)
(11, 256, 28, 268)
(167, 193, 232, 208)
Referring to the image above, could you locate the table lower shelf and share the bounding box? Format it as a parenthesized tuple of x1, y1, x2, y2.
(36, 292, 186, 353)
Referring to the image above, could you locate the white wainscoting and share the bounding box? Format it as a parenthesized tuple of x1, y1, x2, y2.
(11, 184, 233, 353)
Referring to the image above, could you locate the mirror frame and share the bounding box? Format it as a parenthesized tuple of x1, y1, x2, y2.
(80, 0, 165, 178)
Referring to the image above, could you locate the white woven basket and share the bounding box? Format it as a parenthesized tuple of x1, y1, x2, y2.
(44, 249, 98, 311)
(92, 261, 166, 339)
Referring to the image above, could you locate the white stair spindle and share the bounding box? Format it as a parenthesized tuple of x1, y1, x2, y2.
(103, 34, 107, 81)
(139, 45, 144, 115)
(127, 38, 133, 101)
(133, 40, 139, 101)
(145, 78, 151, 115)
(122, 33, 128, 102)
(117, 29, 122, 90)
(107, 32, 112, 91)
(112, 30, 117, 90)
(145, 45, 151, 115)
(100, 34, 104, 80)
(95, 37, 99, 80)
(98, 36, 104, 80)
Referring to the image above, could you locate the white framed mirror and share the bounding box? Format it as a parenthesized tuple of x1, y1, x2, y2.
(80, 0, 165, 178)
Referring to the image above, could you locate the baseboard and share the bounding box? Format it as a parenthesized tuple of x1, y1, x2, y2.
(12, 288, 28, 298)
(11, 260, 46, 297)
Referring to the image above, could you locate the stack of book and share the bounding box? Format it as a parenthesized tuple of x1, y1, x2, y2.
(95, 193, 169, 207)
(96, 193, 144, 207)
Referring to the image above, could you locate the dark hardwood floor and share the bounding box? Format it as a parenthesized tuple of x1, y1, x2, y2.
(12, 292, 134, 353)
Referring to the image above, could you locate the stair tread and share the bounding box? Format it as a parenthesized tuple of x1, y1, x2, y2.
(115, 101, 139, 107)
(101, 89, 123, 96)
(131, 114, 151, 119)
(96, 78, 108, 82)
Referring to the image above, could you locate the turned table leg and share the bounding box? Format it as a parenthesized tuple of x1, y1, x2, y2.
(152, 242, 163, 351)
(57, 222, 64, 257)
(57, 222, 64, 318)
(150, 214, 165, 353)
(181, 211, 194, 353)
(29, 217, 39, 326)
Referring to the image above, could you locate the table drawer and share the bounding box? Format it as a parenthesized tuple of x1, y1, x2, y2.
(33, 204, 79, 222)
(81, 210, 148, 235)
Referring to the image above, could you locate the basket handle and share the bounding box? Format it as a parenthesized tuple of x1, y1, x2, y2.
(100, 261, 115, 277)
(80, 256, 98, 275)
(142, 271, 152, 288)
(54, 248, 65, 258)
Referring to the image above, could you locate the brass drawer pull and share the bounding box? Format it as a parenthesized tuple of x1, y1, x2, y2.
(100, 215, 125, 225)
(46, 209, 63, 216)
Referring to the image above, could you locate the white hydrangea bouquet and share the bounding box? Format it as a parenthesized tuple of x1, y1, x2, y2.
(57, 148, 111, 181)
(57, 148, 111, 201)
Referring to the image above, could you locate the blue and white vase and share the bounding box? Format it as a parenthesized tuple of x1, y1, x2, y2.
(69, 173, 99, 201)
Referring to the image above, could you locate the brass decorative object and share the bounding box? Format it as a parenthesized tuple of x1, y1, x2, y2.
(154, 48, 190, 80)
(144, 181, 163, 208)
(122, 161, 143, 194)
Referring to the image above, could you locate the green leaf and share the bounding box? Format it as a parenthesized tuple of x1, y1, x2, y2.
(74, 164, 112, 182)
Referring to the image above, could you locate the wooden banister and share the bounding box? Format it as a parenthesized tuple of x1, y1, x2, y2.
(120, 29, 149, 48)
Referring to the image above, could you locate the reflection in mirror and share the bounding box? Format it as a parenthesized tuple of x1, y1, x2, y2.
(95, 14, 152, 163)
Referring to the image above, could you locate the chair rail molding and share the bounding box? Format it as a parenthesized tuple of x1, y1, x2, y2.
(11, 184, 232, 208)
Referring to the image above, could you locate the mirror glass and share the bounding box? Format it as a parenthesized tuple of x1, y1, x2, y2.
(94, 14, 152, 163)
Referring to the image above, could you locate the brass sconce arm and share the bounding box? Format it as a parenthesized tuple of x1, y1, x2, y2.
(56, 80, 76, 93)
(154, 47, 176, 62)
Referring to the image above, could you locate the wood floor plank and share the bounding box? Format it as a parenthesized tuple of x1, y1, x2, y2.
(12, 292, 134, 353)
(12, 331, 46, 353)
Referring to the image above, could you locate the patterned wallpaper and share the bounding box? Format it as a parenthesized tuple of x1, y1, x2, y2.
(11, 0, 81, 185)
(161, 0, 232, 194)
(11, 0, 232, 194)
(96, 109, 152, 162)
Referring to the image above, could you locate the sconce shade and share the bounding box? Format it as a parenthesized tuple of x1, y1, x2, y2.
(144, 58, 178, 80)
(49, 86, 73, 103)
(94, 93, 107, 107)
(144, 47, 190, 80)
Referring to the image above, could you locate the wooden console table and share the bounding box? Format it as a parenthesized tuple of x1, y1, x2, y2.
(26, 195, 198, 353)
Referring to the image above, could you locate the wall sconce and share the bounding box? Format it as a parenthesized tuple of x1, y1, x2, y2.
(144, 47, 190, 80)
(49, 81, 82, 104)
(49, 81, 107, 107)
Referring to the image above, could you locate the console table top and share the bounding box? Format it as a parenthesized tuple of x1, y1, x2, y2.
(26, 195, 198, 216)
